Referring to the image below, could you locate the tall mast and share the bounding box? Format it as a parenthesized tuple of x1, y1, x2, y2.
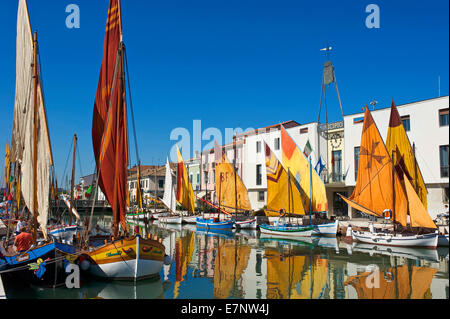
(392, 150, 396, 234)
(32, 31, 39, 244)
(69, 134, 77, 225)
(288, 167, 291, 224)
(233, 134, 238, 218)
(413, 143, 418, 193)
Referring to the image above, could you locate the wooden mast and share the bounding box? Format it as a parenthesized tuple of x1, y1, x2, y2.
(69, 134, 77, 225)
(233, 134, 238, 219)
(32, 31, 39, 244)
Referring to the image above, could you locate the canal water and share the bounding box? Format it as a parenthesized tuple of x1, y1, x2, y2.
(2, 220, 449, 299)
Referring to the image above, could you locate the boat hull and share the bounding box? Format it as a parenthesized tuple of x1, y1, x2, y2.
(1, 242, 76, 288)
(196, 217, 235, 229)
(158, 215, 183, 224)
(352, 230, 438, 249)
(49, 225, 82, 243)
(234, 218, 257, 229)
(84, 236, 165, 280)
(183, 215, 198, 224)
(312, 221, 339, 236)
(259, 224, 314, 237)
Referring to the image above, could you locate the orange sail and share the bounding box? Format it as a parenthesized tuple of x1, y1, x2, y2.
(340, 107, 408, 226)
(176, 145, 195, 213)
(265, 142, 306, 216)
(403, 174, 436, 228)
(92, 0, 128, 235)
(386, 100, 427, 208)
(214, 141, 252, 213)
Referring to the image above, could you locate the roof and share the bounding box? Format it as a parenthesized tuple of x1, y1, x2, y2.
(127, 163, 177, 180)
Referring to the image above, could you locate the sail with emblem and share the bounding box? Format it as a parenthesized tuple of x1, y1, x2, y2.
(214, 140, 252, 213)
(280, 125, 328, 212)
(339, 107, 408, 226)
(265, 142, 306, 216)
(92, 0, 128, 235)
(386, 100, 428, 208)
(11, 0, 53, 237)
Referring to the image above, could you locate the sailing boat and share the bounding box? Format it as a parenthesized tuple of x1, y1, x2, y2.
(196, 142, 235, 230)
(49, 134, 82, 243)
(280, 125, 338, 236)
(213, 139, 256, 229)
(340, 106, 438, 248)
(159, 156, 183, 224)
(79, 0, 167, 280)
(0, 0, 77, 288)
(259, 142, 314, 237)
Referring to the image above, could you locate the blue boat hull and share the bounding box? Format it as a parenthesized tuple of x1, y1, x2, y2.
(195, 217, 235, 229)
(1, 242, 76, 288)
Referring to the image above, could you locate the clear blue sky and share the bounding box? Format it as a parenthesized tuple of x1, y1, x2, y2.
(0, 0, 448, 187)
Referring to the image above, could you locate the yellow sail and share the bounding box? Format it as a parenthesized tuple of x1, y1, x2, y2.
(214, 145, 252, 213)
(176, 145, 195, 213)
(4, 142, 10, 190)
(339, 107, 408, 226)
(280, 125, 328, 212)
(265, 142, 306, 216)
(403, 174, 436, 228)
(386, 101, 427, 208)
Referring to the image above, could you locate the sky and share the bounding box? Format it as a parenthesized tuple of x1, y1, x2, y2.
(0, 0, 448, 187)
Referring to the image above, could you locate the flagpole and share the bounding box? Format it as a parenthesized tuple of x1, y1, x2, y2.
(309, 156, 312, 225)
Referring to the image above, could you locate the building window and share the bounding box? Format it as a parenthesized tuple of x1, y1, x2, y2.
(190, 174, 193, 184)
(204, 171, 208, 185)
(258, 191, 265, 202)
(401, 115, 410, 132)
(158, 179, 164, 189)
(354, 146, 360, 180)
(256, 141, 261, 153)
(300, 127, 309, 134)
(439, 108, 449, 126)
(196, 173, 200, 183)
(440, 145, 449, 178)
(274, 138, 280, 150)
(256, 164, 262, 185)
(332, 150, 342, 182)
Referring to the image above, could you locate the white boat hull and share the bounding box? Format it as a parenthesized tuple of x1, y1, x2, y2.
(234, 218, 257, 229)
(158, 215, 183, 224)
(49, 225, 81, 244)
(183, 215, 198, 224)
(352, 230, 438, 249)
(259, 225, 313, 237)
(312, 221, 338, 236)
(89, 258, 164, 280)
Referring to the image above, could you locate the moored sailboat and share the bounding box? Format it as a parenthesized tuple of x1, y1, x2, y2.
(259, 143, 314, 237)
(78, 0, 167, 280)
(158, 156, 183, 224)
(1, 0, 77, 288)
(340, 105, 438, 249)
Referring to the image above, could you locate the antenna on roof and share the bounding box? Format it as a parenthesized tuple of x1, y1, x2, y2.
(370, 99, 378, 110)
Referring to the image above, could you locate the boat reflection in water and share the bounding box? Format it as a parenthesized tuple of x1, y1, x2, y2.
(3, 222, 447, 299)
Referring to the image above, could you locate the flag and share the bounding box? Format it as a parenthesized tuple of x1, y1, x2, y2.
(314, 156, 326, 176)
(85, 185, 93, 198)
(303, 140, 312, 158)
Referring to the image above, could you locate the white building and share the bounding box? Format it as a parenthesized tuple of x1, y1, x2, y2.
(240, 120, 327, 211)
(343, 96, 449, 220)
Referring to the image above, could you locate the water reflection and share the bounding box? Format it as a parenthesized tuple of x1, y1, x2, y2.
(2, 220, 448, 299)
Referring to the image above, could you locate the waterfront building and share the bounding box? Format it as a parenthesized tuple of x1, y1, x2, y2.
(196, 95, 448, 220)
(343, 96, 449, 220)
(127, 164, 176, 205)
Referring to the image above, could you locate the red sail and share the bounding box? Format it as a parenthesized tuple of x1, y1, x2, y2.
(92, 0, 128, 235)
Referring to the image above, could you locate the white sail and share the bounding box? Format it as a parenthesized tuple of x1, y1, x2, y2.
(13, 0, 53, 237)
(161, 157, 176, 213)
